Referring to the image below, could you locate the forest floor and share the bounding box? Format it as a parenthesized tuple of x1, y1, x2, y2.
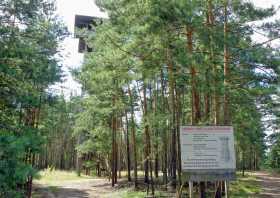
(32, 170, 153, 198)
(32, 170, 116, 198)
(253, 171, 280, 198)
(33, 178, 118, 198)
(32, 170, 280, 198)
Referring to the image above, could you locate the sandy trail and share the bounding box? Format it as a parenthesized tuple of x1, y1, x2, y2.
(34, 178, 118, 198)
(254, 171, 280, 198)
(34, 172, 280, 197)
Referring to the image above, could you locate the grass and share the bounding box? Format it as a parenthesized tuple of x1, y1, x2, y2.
(34, 168, 94, 186)
(107, 189, 166, 198)
(230, 172, 262, 197)
(108, 189, 146, 198)
(114, 178, 261, 198)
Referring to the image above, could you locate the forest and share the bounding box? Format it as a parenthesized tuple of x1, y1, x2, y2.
(0, 0, 280, 198)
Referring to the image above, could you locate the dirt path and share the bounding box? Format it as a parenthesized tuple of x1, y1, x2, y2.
(34, 178, 120, 198)
(34, 172, 280, 198)
(254, 171, 280, 198)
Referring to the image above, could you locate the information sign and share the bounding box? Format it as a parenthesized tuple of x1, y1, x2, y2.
(180, 126, 236, 181)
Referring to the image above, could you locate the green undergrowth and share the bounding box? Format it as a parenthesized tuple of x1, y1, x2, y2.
(108, 189, 166, 198)
(230, 172, 261, 197)
(114, 174, 261, 198)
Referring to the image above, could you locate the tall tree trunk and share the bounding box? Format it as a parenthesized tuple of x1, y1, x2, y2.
(27, 93, 42, 197)
(154, 80, 159, 178)
(128, 85, 138, 188)
(217, 1, 230, 197)
(223, 0, 230, 125)
(24, 101, 42, 198)
(242, 151, 245, 177)
(187, 28, 201, 124)
(186, 26, 204, 197)
(148, 82, 155, 196)
(204, 13, 211, 121)
(175, 87, 182, 185)
(206, 0, 220, 125)
(204, 88, 210, 121)
(149, 144, 155, 196)
(154, 128, 159, 178)
(167, 48, 177, 188)
(111, 118, 115, 186)
(125, 111, 132, 181)
(111, 95, 117, 186)
(115, 117, 118, 183)
(160, 70, 168, 186)
(143, 83, 150, 184)
(118, 119, 122, 179)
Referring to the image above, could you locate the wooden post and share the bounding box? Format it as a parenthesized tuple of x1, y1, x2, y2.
(189, 181, 193, 198)
(177, 182, 185, 198)
(225, 180, 229, 198)
(199, 182, 206, 198)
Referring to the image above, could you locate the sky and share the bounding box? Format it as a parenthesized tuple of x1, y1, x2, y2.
(52, 0, 280, 98)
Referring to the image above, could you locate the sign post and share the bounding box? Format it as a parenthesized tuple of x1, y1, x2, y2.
(180, 126, 236, 197)
(189, 181, 193, 198)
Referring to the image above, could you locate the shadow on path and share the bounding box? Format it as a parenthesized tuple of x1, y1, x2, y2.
(254, 172, 280, 198)
(33, 178, 119, 198)
(34, 185, 90, 198)
(53, 187, 90, 198)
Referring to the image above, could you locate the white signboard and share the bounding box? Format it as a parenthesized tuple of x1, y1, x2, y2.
(180, 126, 236, 171)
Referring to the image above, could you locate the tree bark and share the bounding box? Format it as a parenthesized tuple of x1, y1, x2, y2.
(175, 87, 182, 185)
(111, 96, 117, 186)
(154, 80, 159, 178)
(223, 0, 230, 126)
(143, 83, 150, 184)
(186, 26, 204, 198)
(160, 70, 168, 186)
(128, 85, 138, 188)
(187, 28, 201, 124)
(167, 48, 177, 188)
(125, 111, 132, 181)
